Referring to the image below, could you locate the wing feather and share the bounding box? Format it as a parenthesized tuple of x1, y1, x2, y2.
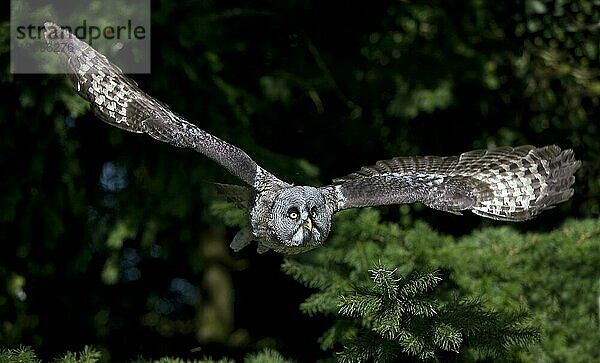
(323, 145, 580, 221)
(44, 22, 280, 189)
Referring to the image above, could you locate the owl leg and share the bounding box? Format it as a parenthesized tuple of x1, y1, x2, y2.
(230, 226, 254, 252)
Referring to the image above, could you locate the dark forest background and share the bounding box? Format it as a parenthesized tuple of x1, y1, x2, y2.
(2, 0, 600, 362)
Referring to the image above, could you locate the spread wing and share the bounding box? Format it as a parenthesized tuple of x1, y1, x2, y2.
(321, 145, 580, 221)
(44, 22, 282, 190)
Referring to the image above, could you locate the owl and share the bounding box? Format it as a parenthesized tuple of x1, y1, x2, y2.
(44, 23, 581, 254)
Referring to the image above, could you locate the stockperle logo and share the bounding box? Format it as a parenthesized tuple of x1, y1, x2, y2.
(10, 0, 151, 74)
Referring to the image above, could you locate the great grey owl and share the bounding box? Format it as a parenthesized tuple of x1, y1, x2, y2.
(44, 23, 581, 254)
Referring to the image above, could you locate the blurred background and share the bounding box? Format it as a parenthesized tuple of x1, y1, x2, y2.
(2, 0, 599, 361)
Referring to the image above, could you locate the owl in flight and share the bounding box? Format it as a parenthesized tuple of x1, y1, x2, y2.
(45, 23, 581, 254)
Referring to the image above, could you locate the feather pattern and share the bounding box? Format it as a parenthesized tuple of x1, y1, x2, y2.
(43, 22, 280, 189)
(328, 145, 580, 221)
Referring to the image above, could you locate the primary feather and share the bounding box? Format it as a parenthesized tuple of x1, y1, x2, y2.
(43, 22, 280, 189)
(329, 145, 580, 221)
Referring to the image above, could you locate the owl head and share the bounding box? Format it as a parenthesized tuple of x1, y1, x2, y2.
(270, 186, 332, 250)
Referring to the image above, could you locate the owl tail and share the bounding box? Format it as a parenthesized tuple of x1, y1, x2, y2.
(470, 145, 581, 221)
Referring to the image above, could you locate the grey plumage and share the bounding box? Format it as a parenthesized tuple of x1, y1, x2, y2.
(43, 22, 278, 189)
(323, 145, 580, 221)
(45, 23, 582, 255)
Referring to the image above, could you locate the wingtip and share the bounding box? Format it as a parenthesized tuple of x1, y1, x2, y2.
(43, 22, 61, 38)
(43, 22, 75, 46)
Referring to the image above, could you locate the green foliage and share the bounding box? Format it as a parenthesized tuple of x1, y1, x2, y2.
(436, 219, 600, 362)
(209, 200, 248, 228)
(53, 346, 102, 363)
(283, 213, 543, 361)
(242, 348, 295, 363)
(134, 357, 233, 363)
(0, 346, 101, 363)
(0, 347, 295, 363)
(0, 346, 40, 363)
(284, 209, 600, 361)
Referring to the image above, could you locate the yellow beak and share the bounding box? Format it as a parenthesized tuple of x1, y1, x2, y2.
(303, 218, 313, 231)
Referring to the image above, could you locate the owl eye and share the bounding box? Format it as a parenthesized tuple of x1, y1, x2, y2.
(287, 207, 299, 220)
(310, 207, 318, 218)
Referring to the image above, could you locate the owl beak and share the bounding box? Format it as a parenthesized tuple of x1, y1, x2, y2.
(303, 218, 313, 232)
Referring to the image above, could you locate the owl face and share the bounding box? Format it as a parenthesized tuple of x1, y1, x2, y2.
(270, 186, 332, 248)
